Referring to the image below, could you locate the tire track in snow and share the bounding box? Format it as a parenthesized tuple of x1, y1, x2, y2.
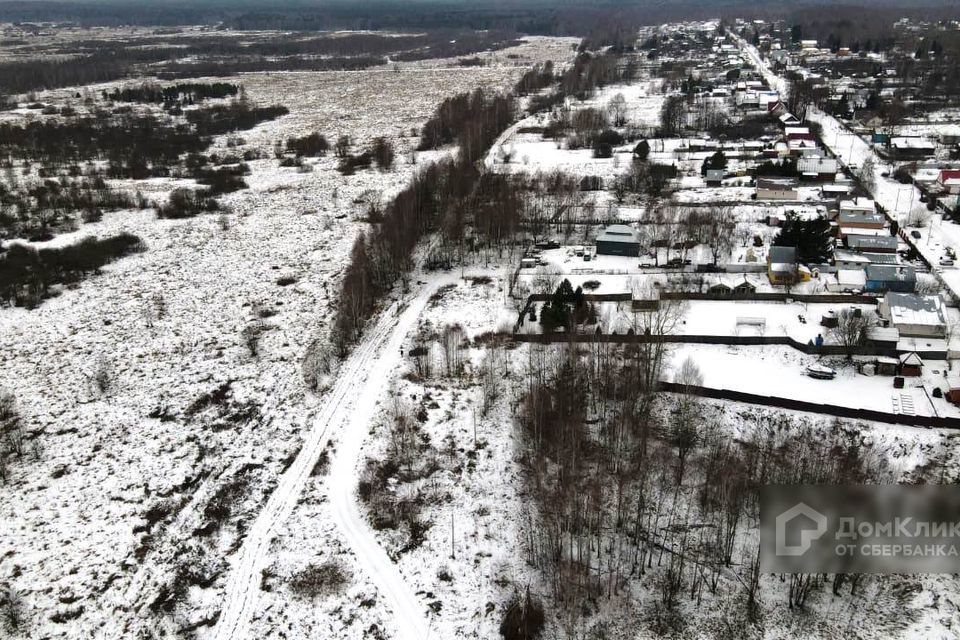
(211, 275, 457, 640)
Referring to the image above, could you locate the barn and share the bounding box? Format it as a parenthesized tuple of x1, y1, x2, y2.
(595, 224, 641, 257)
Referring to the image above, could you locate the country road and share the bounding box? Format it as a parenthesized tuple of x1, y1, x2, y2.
(210, 273, 464, 640)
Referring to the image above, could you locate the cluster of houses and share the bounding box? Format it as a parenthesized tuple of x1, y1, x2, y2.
(764, 195, 915, 293)
(750, 113, 844, 201)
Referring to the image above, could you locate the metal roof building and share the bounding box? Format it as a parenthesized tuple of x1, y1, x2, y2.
(595, 225, 641, 257)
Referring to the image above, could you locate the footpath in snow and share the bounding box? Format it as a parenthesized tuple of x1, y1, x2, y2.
(210, 274, 465, 640)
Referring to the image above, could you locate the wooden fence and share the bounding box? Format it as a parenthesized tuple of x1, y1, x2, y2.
(658, 382, 960, 429)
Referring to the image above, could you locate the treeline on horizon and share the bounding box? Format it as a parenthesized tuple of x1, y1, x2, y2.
(0, 28, 522, 95)
(0, 1, 954, 31)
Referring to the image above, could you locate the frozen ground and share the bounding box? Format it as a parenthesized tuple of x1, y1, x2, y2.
(669, 344, 960, 419)
(0, 46, 568, 638)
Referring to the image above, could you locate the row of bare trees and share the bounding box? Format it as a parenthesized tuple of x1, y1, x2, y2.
(511, 335, 892, 636)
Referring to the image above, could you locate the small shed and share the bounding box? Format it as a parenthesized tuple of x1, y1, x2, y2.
(876, 356, 899, 376)
(867, 326, 900, 349)
(946, 376, 960, 405)
(733, 279, 757, 295)
(708, 282, 733, 295)
(898, 352, 923, 377)
(705, 168, 725, 186)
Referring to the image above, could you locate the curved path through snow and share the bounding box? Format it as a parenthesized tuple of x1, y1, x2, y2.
(211, 274, 460, 640)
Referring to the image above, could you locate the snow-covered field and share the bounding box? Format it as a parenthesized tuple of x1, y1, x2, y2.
(3, 20, 960, 640)
(669, 343, 960, 419)
(0, 40, 567, 638)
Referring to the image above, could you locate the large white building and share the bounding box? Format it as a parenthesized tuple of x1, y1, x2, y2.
(880, 293, 947, 338)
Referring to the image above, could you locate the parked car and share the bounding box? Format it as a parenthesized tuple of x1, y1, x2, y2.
(939, 257, 954, 267)
(911, 230, 922, 239)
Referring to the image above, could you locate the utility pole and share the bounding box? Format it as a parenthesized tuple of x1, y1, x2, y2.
(450, 512, 456, 560)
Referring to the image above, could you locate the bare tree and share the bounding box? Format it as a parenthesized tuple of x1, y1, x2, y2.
(659, 95, 686, 136)
(706, 206, 736, 265)
(904, 204, 931, 228)
(858, 157, 876, 194)
(440, 323, 466, 378)
(92, 357, 112, 395)
(671, 357, 703, 484)
(608, 93, 628, 127)
(242, 320, 267, 357)
(334, 135, 351, 158)
(829, 308, 874, 356)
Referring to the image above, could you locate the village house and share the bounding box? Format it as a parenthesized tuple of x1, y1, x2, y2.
(784, 126, 815, 142)
(767, 99, 788, 116)
(828, 268, 867, 292)
(798, 156, 838, 181)
(837, 200, 886, 239)
(820, 183, 852, 198)
(779, 112, 801, 127)
(889, 137, 936, 160)
(756, 177, 798, 200)
(834, 249, 899, 269)
(767, 245, 798, 285)
(880, 292, 947, 337)
(839, 197, 877, 218)
(864, 265, 916, 294)
(706, 277, 757, 296)
(937, 169, 960, 195)
(846, 234, 898, 253)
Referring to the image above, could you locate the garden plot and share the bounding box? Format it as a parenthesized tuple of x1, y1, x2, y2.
(678, 299, 877, 342)
(494, 133, 635, 179)
(669, 344, 960, 419)
(580, 78, 670, 129)
(672, 184, 826, 204)
(0, 52, 563, 638)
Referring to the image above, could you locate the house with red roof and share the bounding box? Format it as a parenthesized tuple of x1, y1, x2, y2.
(938, 169, 960, 195)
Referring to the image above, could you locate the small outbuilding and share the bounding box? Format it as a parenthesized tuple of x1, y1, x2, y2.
(945, 377, 960, 405)
(898, 352, 923, 377)
(705, 168, 725, 185)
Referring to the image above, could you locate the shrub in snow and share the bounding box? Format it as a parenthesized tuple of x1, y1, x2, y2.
(0, 585, 25, 635)
(288, 561, 349, 599)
